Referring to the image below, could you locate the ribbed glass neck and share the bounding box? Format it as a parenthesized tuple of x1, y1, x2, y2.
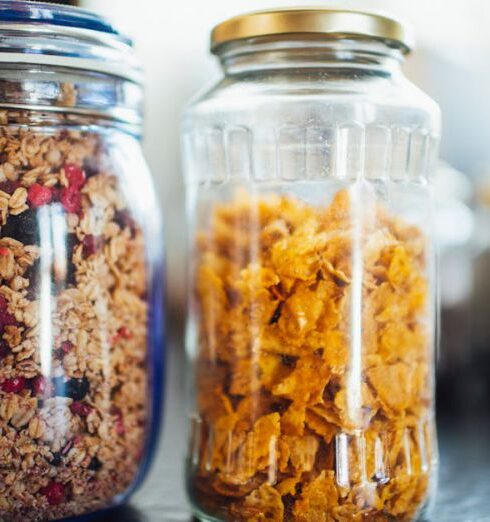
(217, 37, 404, 78)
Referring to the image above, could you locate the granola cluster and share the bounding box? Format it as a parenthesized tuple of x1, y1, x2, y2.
(190, 189, 434, 521)
(0, 117, 149, 521)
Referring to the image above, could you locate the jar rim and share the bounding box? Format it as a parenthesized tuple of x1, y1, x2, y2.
(211, 8, 414, 55)
(0, 1, 142, 85)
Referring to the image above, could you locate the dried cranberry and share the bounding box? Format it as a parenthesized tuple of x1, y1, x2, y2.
(111, 407, 125, 436)
(2, 377, 26, 393)
(60, 340, 73, 354)
(0, 309, 15, 325)
(0, 295, 8, 311)
(0, 247, 9, 257)
(66, 377, 89, 401)
(60, 187, 81, 214)
(64, 163, 86, 189)
(31, 375, 52, 396)
(117, 326, 132, 340)
(27, 184, 52, 207)
(82, 235, 101, 257)
(70, 401, 92, 417)
(115, 416, 125, 436)
(40, 481, 65, 505)
(0, 309, 16, 332)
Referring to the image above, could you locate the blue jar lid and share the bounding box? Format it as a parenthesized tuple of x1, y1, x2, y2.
(0, 1, 126, 38)
(0, 1, 141, 83)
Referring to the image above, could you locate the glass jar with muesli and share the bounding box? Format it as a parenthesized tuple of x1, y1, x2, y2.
(0, 2, 164, 521)
(183, 8, 440, 522)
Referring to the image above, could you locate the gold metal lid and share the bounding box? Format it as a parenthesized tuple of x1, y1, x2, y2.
(211, 8, 413, 54)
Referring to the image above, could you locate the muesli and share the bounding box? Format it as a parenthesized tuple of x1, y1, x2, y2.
(0, 116, 148, 521)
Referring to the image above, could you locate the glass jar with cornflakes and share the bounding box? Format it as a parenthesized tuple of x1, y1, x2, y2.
(183, 8, 440, 522)
(0, 2, 164, 521)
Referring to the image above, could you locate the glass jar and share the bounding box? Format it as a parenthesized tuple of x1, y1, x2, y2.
(0, 2, 164, 521)
(183, 9, 440, 522)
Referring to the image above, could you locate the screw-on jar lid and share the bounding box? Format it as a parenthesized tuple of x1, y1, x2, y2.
(211, 8, 413, 55)
(0, 0, 142, 84)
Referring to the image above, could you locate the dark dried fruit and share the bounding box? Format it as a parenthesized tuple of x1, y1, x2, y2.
(66, 377, 89, 401)
(65, 233, 78, 286)
(0, 340, 9, 359)
(50, 452, 62, 467)
(2, 208, 39, 244)
(88, 456, 102, 471)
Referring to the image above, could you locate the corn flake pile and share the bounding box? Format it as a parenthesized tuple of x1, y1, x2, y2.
(190, 189, 434, 522)
(0, 119, 149, 521)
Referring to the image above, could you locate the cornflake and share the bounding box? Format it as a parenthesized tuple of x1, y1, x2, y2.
(191, 190, 434, 521)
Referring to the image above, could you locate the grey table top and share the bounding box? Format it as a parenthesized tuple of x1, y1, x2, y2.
(92, 345, 490, 522)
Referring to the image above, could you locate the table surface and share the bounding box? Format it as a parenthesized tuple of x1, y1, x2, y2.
(91, 345, 490, 522)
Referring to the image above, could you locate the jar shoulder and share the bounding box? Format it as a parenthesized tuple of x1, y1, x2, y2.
(184, 72, 440, 135)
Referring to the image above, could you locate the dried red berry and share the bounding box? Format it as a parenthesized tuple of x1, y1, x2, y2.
(0, 295, 8, 312)
(111, 407, 125, 435)
(117, 326, 132, 340)
(115, 416, 125, 436)
(60, 340, 73, 354)
(82, 235, 100, 257)
(2, 377, 26, 393)
(32, 375, 52, 396)
(0, 309, 16, 330)
(0, 180, 20, 195)
(64, 163, 86, 189)
(70, 401, 92, 417)
(40, 481, 65, 505)
(60, 187, 81, 214)
(27, 183, 52, 207)
(0, 247, 9, 257)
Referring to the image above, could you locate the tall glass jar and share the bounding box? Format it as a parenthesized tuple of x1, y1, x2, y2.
(0, 2, 164, 521)
(183, 9, 440, 522)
